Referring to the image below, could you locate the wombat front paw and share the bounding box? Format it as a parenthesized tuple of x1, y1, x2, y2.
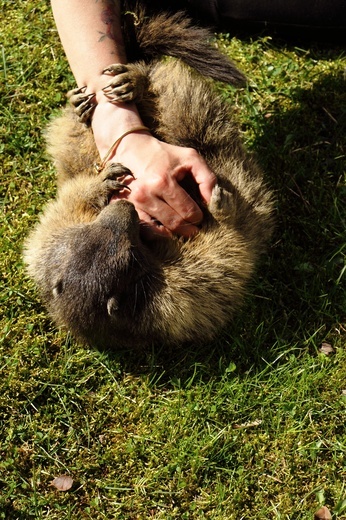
(101, 163, 134, 193)
(67, 86, 96, 125)
(102, 63, 147, 103)
(85, 164, 134, 209)
(209, 184, 234, 215)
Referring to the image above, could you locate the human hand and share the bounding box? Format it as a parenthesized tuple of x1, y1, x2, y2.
(113, 132, 216, 238)
(92, 102, 216, 238)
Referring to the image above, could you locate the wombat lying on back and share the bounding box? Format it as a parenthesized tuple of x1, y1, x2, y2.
(24, 8, 274, 349)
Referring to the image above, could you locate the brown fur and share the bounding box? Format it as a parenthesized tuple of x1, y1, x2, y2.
(24, 10, 274, 349)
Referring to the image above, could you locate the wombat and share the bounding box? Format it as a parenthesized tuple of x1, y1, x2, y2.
(24, 7, 274, 349)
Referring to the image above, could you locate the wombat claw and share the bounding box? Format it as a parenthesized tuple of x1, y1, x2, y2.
(102, 163, 134, 193)
(67, 86, 97, 125)
(209, 185, 234, 214)
(102, 63, 138, 103)
(103, 64, 129, 75)
(104, 179, 132, 193)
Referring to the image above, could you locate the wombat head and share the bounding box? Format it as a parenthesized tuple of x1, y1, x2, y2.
(38, 200, 163, 349)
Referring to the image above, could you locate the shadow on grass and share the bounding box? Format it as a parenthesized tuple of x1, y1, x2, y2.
(252, 70, 346, 337)
(106, 71, 345, 384)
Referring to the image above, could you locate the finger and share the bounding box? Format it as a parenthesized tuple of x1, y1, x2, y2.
(190, 165, 216, 204)
(175, 155, 217, 204)
(129, 177, 203, 234)
(116, 171, 202, 237)
(162, 182, 204, 226)
(110, 194, 174, 239)
(135, 171, 203, 226)
(138, 197, 200, 238)
(136, 209, 172, 239)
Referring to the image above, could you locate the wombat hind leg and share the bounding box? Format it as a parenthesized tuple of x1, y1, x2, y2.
(102, 63, 148, 103)
(67, 86, 97, 125)
(209, 184, 235, 216)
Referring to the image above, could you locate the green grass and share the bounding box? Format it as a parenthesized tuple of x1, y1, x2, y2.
(1, 1, 345, 518)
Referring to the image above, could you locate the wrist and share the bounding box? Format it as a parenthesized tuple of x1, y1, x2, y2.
(90, 99, 149, 159)
(82, 73, 114, 102)
(96, 126, 151, 172)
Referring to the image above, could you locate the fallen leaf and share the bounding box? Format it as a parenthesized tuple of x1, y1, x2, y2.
(319, 343, 335, 355)
(314, 506, 332, 520)
(99, 434, 106, 444)
(51, 475, 74, 491)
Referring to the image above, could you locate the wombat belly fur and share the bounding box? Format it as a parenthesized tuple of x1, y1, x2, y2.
(24, 14, 274, 350)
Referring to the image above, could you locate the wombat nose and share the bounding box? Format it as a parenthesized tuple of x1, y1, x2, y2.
(95, 200, 139, 236)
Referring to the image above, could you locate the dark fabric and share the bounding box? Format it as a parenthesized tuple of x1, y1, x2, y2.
(187, 0, 346, 28)
(218, 0, 346, 26)
(145, 0, 346, 29)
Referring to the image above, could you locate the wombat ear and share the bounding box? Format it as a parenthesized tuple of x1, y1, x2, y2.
(107, 296, 119, 316)
(52, 280, 64, 298)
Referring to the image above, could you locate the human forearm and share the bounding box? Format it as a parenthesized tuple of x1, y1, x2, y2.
(50, 0, 126, 95)
(50, 0, 216, 237)
(51, 0, 144, 155)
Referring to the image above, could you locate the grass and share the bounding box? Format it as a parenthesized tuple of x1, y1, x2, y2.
(1, 1, 345, 518)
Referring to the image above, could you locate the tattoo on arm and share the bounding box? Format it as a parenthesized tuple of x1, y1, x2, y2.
(98, 0, 122, 44)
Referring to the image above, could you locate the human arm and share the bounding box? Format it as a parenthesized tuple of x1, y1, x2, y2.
(50, 0, 216, 237)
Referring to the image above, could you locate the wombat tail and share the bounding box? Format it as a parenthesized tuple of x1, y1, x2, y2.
(122, 7, 246, 87)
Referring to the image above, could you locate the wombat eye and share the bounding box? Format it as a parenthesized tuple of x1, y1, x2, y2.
(52, 280, 64, 298)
